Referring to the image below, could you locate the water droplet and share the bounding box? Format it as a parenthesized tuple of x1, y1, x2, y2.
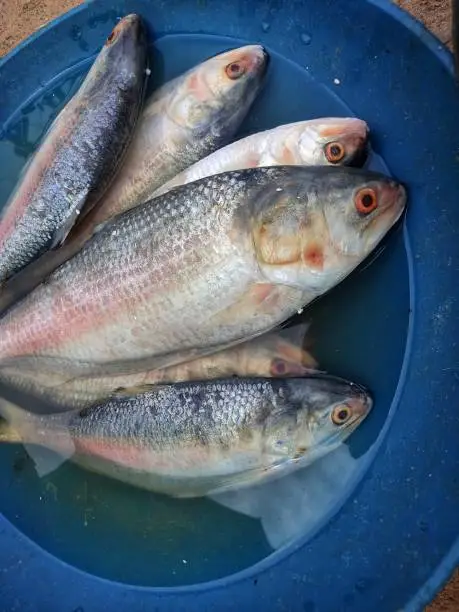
(300, 33, 312, 45)
(261, 21, 270, 33)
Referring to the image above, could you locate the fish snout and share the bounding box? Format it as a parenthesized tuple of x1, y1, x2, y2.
(378, 179, 407, 215)
(225, 45, 269, 80)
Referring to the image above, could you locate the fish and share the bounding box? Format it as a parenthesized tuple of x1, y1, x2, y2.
(0, 326, 317, 410)
(0, 44, 269, 314)
(0, 374, 372, 497)
(0, 15, 149, 286)
(153, 117, 370, 198)
(87, 44, 269, 223)
(0, 166, 406, 377)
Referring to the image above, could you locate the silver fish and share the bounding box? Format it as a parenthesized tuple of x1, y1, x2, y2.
(0, 166, 406, 377)
(154, 117, 369, 198)
(0, 44, 269, 313)
(0, 15, 149, 285)
(90, 44, 269, 222)
(0, 327, 316, 410)
(0, 374, 372, 497)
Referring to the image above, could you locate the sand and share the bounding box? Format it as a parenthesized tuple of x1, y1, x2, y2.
(0, 1, 457, 609)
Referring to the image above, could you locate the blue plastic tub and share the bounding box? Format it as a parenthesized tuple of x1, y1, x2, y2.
(0, 1, 458, 610)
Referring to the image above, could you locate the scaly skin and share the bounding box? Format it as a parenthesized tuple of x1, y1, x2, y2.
(0, 330, 317, 410)
(90, 44, 269, 222)
(0, 44, 268, 314)
(0, 375, 372, 497)
(153, 117, 369, 197)
(0, 166, 405, 377)
(0, 15, 148, 285)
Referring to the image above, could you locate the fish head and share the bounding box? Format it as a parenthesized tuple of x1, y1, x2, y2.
(298, 118, 369, 167)
(263, 375, 372, 461)
(166, 45, 269, 137)
(88, 14, 148, 94)
(251, 167, 406, 294)
(242, 335, 317, 377)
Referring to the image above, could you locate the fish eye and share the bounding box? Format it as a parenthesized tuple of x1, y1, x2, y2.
(271, 358, 288, 376)
(225, 61, 246, 80)
(331, 404, 352, 425)
(325, 141, 345, 164)
(355, 187, 378, 214)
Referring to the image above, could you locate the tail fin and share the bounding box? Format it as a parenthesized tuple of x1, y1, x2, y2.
(0, 398, 75, 477)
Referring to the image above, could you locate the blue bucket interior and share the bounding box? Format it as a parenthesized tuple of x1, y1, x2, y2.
(0, 1, 458, 610)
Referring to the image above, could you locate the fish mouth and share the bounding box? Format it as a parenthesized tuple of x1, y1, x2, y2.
(365, 181, 407, 248)
(259, 47, 270, 76)
(347, 384, 373, 418)
(347, 138, 370, 168)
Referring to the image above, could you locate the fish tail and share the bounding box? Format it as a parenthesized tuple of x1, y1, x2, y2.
(0, 398, 75, 477)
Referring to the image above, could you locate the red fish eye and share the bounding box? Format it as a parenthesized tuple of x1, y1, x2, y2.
(325, 141, 345, 164)
(355, 188, 378, 214)
(331, 405, 352, 425)
(225, 61, 246, 80)
(271, 358, 287, 376)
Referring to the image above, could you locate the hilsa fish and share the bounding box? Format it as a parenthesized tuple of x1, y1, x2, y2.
(0, 14, 149, 285)
(0, 44, 269, 313)
(0, 374, 372, 497)
(154, 117, 369, 197)
(90, 44, 270, 223)
(0, 166, 406, 377)
(0, 326, 317, 410)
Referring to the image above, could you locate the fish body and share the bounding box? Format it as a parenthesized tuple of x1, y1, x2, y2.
(0, 375, 372, 497)
(154, 117, 369, 197)
(0, 166, 406, 376)
(0, 45, 268, 313)
(0, 15, 148, 284)
(0, 328, 316, 410)
(91, 44, 269, 222)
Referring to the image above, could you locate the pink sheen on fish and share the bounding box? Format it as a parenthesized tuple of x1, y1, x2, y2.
(0, 15, 148, 285)
(153, 117, 369, 198)
(0, 44, 269, 315)
(0, 166, 405, 378)
(0, 375, 372, 497)
(0, 327, 316, 410)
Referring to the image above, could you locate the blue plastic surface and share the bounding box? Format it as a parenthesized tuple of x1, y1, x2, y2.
(0, 0, 458, 610)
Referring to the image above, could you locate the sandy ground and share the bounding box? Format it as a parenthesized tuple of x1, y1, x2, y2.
(0, 0, 458, 609)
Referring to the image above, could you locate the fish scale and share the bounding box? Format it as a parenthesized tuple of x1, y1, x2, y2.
(0, 166, 405, 377)
(0, 375, 372, 497)
(153, 118, 369, 198)
(0, 171, 257, 365)
(71, 381, 279, 450)
(0, 15, 148, 285)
